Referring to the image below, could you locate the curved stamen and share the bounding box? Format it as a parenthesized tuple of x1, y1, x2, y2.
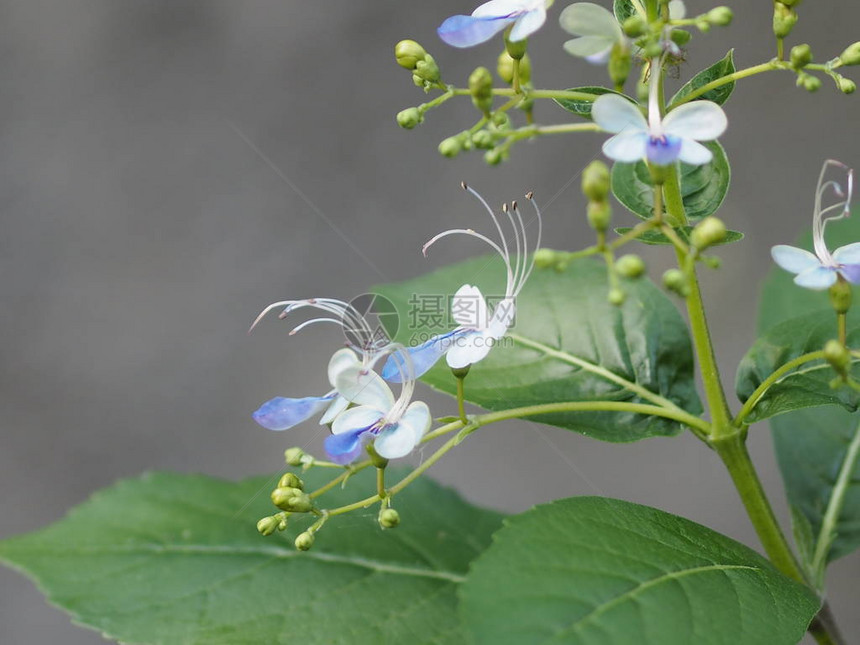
(423, 228, 508, 261)
(813, 160, 855, 265)
(462, 182, 512, 271)
(366, 343, 415, 422)
(502, 202, 522, 297)
(515, 193, 543, 295)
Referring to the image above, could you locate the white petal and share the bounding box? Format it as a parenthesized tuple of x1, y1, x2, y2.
(319, 394, 350, 425)
(602, 131, 648, 162)
(794, 266, 838, 290)
(488, 298, 515, 338)
(374, 401, 431, 459)
(328, 347, 361, 387)
(662, 101, 727, 141)
(335, 365, 395, 410)
(473, 0, 535, 17)
(563, 36, 615, 57)
(452, 284, 489, 327)
(676, 139, 713, 165)
(668, 0, 686, 20)
(771, 245, 821, 275)
(510, 7, 546, 41)
(591, 94, 648, 134)
(559, 3, 622, 39)
(833, 242, 860, 264)
(331, 405, 383, 436)
(446, 330, 493, 368)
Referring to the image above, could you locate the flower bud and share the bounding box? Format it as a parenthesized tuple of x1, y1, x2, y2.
(469, 66, 494, 112)
(642, 43, 663, 59)
(395, 40, 428, 70)
(837, 76, 857, 94)
(773, 3, 798, 39)
(616, 254, 646, 279)
(396, 107, 422, 129)
(491, 111, 511, 128)
(278, 472, 304, 491)
(270, 486, 303, 511)
(587, 201, 612, 231)
(295, 531, 315, 551)
(534, 248, 559, 269)
(497, 51, 531, 85)
(840, 42, 860, 66)
(800, 74, 821, 92)
(284, 447, 305, 467)
(414, 55, 440, 84)
(609, 42, 632, 88)
(830, 280, 852, 314)
(438, 136, 462, 158)
(670, 29, 692, 47)
(622, 15, 646, 38)
(824, 339, 851, 374)
(582, 160, 611, 202)
(789, 44, 812, 69)
(471, 130, 494, 149)
(707, 7, 733, 26)
(379, 508, 401, 528)
(504, 30, 528, 60)
(484, 148, 505, 165)
(607, 288, 626, 306)
(662, 269, 689, 297)
(690, 217, 727, 249)
(695, 20, 711, 34)
(780, 0, 802, 6)
(256, 516, 279, 536)
(276, 513, 289, 531)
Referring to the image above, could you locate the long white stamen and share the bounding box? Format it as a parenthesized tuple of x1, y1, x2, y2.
(502, 202, 522, 297)
(647, 56, 664, 135)
(423, 229, 508, 261)
(462, 182, 512, 272)
(516, 193, 543, 294)
(813, 160, 854, 266)
(366, 343, 415, 423)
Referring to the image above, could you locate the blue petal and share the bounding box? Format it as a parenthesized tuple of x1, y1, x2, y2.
(252, 395, 334, 431)
(794, 265, 838, 290)
(645, 135, 682, 166)
(839, 264, 860, 284)
(381, 330, 461, 382)
(324, 427, 368, 464)
(438, 14, 514, 48)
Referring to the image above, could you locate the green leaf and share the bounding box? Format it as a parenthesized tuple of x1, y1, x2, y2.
(374, 256, 701, 442)
(613, 0, 638, 23)
(757, 211, 860, 567)
(554, 87, 624, 119)
(735, 309, 860, 423)
(614, 226, 743, 246)
(460, 496, 820, 645)
(671, 50, 737, 106)
(610, 142, 731, 222)
(0, 469, 503, 645)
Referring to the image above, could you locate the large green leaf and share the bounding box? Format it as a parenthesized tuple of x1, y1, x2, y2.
(610, 141, 730, 223)
(613, 0, 638, 23)
(554, 86, 624, 119)
(735, 309, 860, 423)
(670, 50, 736, 106)
(0, 469, 503, 644)
(374, 255, 701, 442)
(757, 210, 860, 568)
(460, 496, 820, 645)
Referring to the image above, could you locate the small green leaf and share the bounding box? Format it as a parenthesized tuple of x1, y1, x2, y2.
(736, 309, 860, 423)
(0, 469, 502, 644)
(671, 50, 737, 106)
(460, 496, 820, 645)
(614, 226, 743, 246)
(613, 0, 638, 23)
(374, 255, 701, 442)
(610, 142, 731, 222)
(554, 87, 625, 119)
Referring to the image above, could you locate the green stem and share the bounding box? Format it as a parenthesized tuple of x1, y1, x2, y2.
(609, 219, 660, 249)
(376, 467, 386, 500)
(669, 62, 782, 107)
(450, 87, 599, 102)
(456, 376, 468, 424)
(838, 312, 847, 346)
(308, 462, 371, 499)
(733, 351, 827, 426)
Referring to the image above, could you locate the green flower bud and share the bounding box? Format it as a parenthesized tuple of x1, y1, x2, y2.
(622, 15, 646, 38)
(690, 217, 727, 249)
(438, 136, 462, 158)
(616, 254, 646, 279)
(491, 111, 511, 128)
(662, 269, 689, 297)
(695, 20, 711, 34)
(707, 7, 733, 26)
(587, 201, 612, 231)
(839, 42, 860, 66)
(801, 74, 821, 92)
(277, 513, 289, 531)
(670, 29, 692, 47)
(379, 508, 401, 528)
(824, 339, 851, 374)
(534, 248, 559, 269)
(642, 43, 663, 59)
(830, 280, 852, 314)
(484, 148, 505, 165)
(414, 55, 440, 84)
(497, 51, 531, 85)
(609, 42, 632, 88)
(837, 76, 857, 94)
(395, 40, 428, 70)
(469, 66, 494, 100)
(284, 447, 305, 467)
(295, 531, 315, 551)
(607, 288, 626, 306)
(789, 44, 812, 69)
(256, 516, 279, 536)
(780, 0, 802, 6)
(582, 160, 611, 202)
(396, 107, 422, 129)
(773, 3, 798, 39)
(504, 30, 528, 60)
(471, 130, 495, 149)
(270, 486, 303, 511)
(278, 472, 304, 491)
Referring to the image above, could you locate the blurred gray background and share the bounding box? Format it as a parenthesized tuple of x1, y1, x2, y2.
(1, 1, 858, 642)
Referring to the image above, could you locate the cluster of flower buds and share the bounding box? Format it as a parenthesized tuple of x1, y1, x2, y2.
(582, 160, 612, 233)
(773, 1, 799, 40)
(395, 39, 441, 91)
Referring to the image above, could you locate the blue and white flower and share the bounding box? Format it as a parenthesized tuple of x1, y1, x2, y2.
(438, 0, 552, 49)
(383, 185, 542, 381)
(325, 346, 431, 464)
(559, 2, 626, 64)
(772, 160, 858, 290)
